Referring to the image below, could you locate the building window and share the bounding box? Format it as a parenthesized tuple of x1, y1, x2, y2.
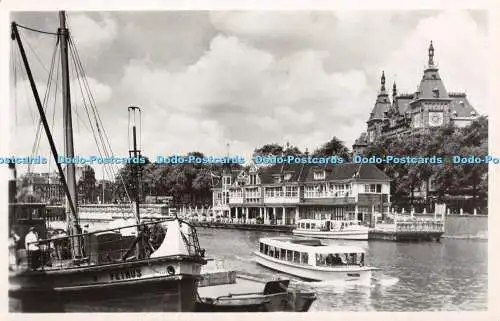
(364, 184, 382, 193)
(285, 186, 298, 197)
(313, 171, 325, 180)
(272, 175, 281, 183)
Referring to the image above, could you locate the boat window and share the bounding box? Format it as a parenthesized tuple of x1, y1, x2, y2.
(286, 250, 293, 261)
(318, 253, 346, 267)
(306, 223, 310, 229)
(280, 248, 286, 260)
(260, 242, 264, 253)
(269, 246, 274, 257)
(301, 252, 308, 264)
(264, 244, 269, 255)
(293, 251, 300, 263)
(275, 248, 280, 259)
(311, 223, 316, 229)
(316, 254, 326, 266)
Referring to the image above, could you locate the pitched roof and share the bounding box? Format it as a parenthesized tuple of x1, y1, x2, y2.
(449, 94, 478, 117)
(368, 93, 391, 121)
(368, 72, 391, 121)
(413, 68, 449, 102)
(260, 163, 389, 183)
(393, 94, 413, 114)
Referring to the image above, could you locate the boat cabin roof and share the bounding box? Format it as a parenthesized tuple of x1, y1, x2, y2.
(259, 237, 365, 254)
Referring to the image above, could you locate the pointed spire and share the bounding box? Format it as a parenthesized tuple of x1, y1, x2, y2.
(380, 71, 386, 92)
(392, 81, 397, 98)
(223, 142, 230, 174)
(428, 40, 435, 67)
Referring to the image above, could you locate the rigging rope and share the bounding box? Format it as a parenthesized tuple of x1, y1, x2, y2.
(28, 37, 59, 175)
(66, 29, 135, 215)
(15, 23, 59, 36)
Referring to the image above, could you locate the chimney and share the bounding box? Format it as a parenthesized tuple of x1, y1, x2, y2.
(8, 163, 17, 204)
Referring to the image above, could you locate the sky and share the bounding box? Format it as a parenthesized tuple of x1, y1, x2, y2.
(7, 10, 489, 179)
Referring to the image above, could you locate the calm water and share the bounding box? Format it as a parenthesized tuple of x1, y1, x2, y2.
(197, 216, 488, 311)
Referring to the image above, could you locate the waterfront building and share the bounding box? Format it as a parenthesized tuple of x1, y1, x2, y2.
(353, 41, 480, 155)
(17, 171, 65, 204)
(211, 163, 390, 226)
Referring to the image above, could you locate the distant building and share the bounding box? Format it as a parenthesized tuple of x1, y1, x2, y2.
(353, 41, 480, 155)
(18, 171, 65, 204)
(212, 163, 390, 225)
(18, 165, 91, 204)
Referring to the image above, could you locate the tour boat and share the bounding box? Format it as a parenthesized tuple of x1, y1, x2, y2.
(292, 219, 369, 240)
(254, 237, 375, 282)
(9, 12, 207, 312)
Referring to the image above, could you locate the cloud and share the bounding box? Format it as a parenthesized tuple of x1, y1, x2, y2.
(67, 13, 117, 53)
(118, 33, 375, 155)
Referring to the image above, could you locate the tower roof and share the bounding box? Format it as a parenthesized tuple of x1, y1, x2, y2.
(368, 71, 391, 121)
(414, 41, 449, 100)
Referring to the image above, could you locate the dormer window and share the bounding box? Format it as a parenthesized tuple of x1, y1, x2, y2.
(313, 171, 325, 180)
(432, 88, 440, 98)
(272, 175, 281, 184)
(471, 111, 476, 116)
(284, 173, 292, 181)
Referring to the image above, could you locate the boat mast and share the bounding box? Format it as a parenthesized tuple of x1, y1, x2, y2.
(59, 11, 83, 258)
(128, 106, 143, 257)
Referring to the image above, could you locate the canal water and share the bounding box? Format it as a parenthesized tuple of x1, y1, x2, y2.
(197, 215, 488, 311)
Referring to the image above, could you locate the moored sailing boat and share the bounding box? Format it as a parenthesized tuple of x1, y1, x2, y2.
(9, 11, 207, 312)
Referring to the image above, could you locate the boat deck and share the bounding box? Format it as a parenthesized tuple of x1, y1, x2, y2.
(198, 275, 268, 299)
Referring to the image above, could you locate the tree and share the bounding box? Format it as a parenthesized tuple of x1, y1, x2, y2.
(252, 143, 285, 159)
(313, 137, 351, 161)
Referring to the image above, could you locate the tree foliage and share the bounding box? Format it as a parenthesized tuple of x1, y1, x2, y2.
(365, 116, 488, 211)
(312, 136, 352, 161)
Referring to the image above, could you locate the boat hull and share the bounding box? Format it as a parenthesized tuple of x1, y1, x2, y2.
(292, 229, 369, 240)
(254, 252, 372, 282)
(195, 291, 316, 312)
(9, 255, 204, 312)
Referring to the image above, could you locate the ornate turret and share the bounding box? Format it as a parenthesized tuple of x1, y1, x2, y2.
(428, 41, 435, 67)
(368, 71, 391, 122)
(392, 81, 397, 99)
(417, 41, 449, 99)
(380, 71, 386, 93)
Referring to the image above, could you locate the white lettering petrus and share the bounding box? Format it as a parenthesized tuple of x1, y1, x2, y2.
(109, 268, 142, 281)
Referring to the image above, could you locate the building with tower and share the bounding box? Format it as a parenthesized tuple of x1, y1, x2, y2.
(353, 41, 480, 155)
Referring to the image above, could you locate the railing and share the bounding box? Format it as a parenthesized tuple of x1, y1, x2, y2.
(395, 221, 444, 233)
(22, 218, 205, 271)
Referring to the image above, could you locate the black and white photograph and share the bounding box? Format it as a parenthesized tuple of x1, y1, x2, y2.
(1, 1, 494, 315)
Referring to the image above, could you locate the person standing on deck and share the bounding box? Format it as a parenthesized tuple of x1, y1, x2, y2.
(25, 227, 41, 270)
(9, 229, 20, 271)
